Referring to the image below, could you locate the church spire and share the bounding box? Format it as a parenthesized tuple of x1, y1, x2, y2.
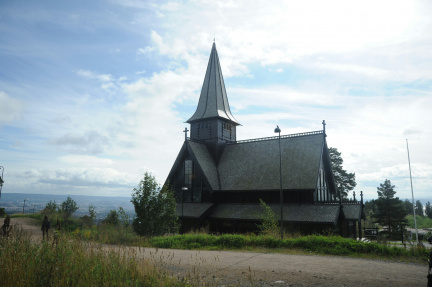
(187, 42, 239, 125)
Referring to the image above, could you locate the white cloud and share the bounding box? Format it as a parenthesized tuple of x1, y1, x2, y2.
(160, 2, 180, 11)
(14, 167, 136, 193)
(49, 130, 111, 155)
(0, 92, 25, 126)
(144, 0, 428, 65)
(137, 46, 156, 55)
(77, 70, 112, 82)
(316, 62, 390, 79)
(59, 155, 113, 167)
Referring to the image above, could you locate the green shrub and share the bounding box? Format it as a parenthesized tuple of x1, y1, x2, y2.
(257, 199, 280, 237)
(77, 224, 147, 246)
(150, 233, 429, 262)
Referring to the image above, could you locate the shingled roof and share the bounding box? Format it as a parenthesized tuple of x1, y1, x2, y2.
(179, 131, 325, 192)
(188, 140, 220, 189)
(342, 204, 366, 221)
(210, 203, 340, 225)
(219, 132, 324, 190)
(176, 203, 215, 219)
(187, 42, 239, 125)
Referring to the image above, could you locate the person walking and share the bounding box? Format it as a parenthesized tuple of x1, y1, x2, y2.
(41, 215, 51, 240)
(2, 215, 11, 237)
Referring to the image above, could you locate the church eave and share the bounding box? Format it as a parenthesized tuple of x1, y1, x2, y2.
(186, 115, 240, 126)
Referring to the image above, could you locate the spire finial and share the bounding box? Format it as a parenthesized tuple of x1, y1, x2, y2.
(322, 120, 326, 136)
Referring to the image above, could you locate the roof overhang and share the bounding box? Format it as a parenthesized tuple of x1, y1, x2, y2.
(342, 204, 366, 221)
(176, 203, 215, 219)
(210, 204, 340, 226)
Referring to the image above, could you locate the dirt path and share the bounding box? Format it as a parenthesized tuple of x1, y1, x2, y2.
(8, 217, 43, 241)
(9, 217, 428, 286)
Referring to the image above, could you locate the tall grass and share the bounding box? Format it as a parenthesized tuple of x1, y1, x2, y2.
(76, 223, 429, 263)
(74, 224, 149, 246)
(150, 233, 430, 262)
(0, 227, 187, 286)
(10, 212, 44, 221)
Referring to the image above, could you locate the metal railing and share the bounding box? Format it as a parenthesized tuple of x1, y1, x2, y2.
(232, 130, 323, 144)
(185, 130, 323, 145)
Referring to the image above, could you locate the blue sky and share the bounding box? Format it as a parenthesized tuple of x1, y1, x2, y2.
(1, 0, 431, 201)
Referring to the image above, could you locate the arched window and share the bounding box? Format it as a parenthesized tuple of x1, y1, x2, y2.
(184, 159, 193, 189)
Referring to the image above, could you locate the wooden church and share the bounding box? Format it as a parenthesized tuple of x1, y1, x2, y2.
(166, 42, 364, 237)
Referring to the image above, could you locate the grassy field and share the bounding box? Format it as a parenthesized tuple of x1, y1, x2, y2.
(0, 225, 193, 286)
(68, 221, 431, 264)
(149, 233, 430, 263)
(8, 212, 431, 262)
(2, 213, 430, 286)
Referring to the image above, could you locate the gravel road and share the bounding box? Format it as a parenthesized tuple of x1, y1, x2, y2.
(9, 217, 428, 286)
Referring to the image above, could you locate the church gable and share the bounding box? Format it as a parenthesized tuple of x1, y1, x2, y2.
(315, 141, 337, 201)
(187, 141, 219, 191)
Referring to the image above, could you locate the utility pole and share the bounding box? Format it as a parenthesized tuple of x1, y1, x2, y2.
(406, 139, 419, 244)
(23, 199, 28, 214)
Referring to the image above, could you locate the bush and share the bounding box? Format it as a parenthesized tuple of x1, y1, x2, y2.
(131, 172, 178, 237)
(103, 209, 120, 226)
(257, 199, 279, 238)
(149, 233, 429, 262)
(60, 196, 78, 222)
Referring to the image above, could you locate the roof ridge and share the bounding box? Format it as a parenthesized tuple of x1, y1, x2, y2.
(230, 130, 323, 145)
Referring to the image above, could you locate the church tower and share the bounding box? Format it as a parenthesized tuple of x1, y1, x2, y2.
(187, 42, 240, 163)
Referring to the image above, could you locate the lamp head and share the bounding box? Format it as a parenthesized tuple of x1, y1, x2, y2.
(274, 125, 281, 133)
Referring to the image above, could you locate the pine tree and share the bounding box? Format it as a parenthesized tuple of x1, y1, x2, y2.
(425, 201, 432, 219)
(372, 179, 407, 235)
(415, 200, 424, 217)
(402, 199, 413, 215)
(328, 147, 356, 199)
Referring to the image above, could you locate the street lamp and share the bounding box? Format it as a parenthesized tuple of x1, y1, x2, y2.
(181, 187, 188, 219)
(274, 125, 283, 239)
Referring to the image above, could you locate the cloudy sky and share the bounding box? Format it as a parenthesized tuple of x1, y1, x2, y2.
(1, 0, 431, 201)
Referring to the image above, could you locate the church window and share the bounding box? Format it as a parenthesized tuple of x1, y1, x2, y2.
(184, 159, 193, 189)
(222, 122, 231, 131)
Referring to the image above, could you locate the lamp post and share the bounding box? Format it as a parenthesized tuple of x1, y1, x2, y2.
(23, 199, 28, 214)
(406, 139, 419, 244)
(181, 187, 188, 219)
(274, 125, 283, 239)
